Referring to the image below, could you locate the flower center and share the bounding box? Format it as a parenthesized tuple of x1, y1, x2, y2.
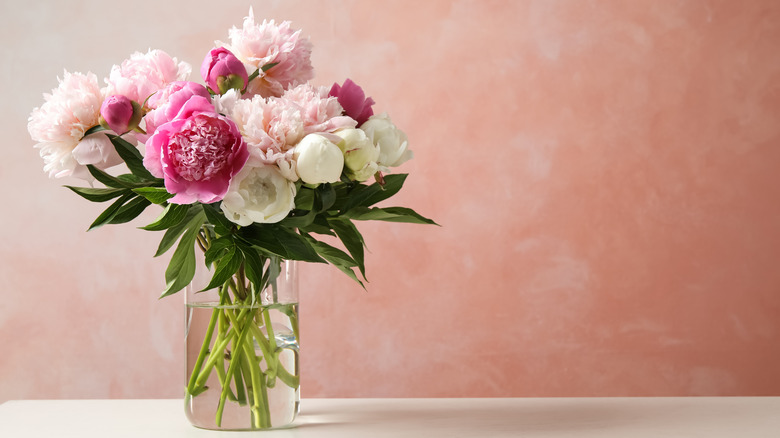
(169, 114, 234, 181)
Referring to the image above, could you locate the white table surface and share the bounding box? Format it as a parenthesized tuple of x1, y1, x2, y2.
(1, 397, 779, 437)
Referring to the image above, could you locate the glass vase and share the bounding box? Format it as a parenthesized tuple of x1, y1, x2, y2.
(184, 257, 300, 430)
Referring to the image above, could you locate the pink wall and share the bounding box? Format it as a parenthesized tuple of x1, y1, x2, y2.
(2, 0, 780, 402)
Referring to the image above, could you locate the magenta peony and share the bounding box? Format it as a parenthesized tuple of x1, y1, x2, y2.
(143, 96, 249, 204)
(329, 78, 375, 126)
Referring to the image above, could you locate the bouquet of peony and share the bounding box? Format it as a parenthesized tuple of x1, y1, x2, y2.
(28, 9, 434, 430)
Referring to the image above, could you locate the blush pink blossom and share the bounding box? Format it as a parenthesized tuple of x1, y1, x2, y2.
(220, 7, 314, 98)
(329, 78, 375, 126)
(28, 70, 121, 179)
(105, 49, 191, 104)
(143, 96, 249, 204)
(282, 84, 357, 135)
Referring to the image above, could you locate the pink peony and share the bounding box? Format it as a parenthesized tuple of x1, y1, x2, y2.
(105, 49, 191, 104)
(143, 81, 211, 140)
(143, 96, 249, 204)
(220, 8, 314, 98)
(201, 47, 249, 95)
(329, 78, 375, 126)
(28, 70, 121, 179)
(283, 83, 357, 135)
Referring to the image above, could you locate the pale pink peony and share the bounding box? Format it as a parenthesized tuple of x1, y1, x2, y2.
(220, 8, 314, 98)
(105, 49, 191, 104)
(28, 71, 121, 179)
(282, 83, 357, 135)
(143, 96, 249, 204)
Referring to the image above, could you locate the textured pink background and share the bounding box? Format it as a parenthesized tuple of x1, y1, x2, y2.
(2, 0, 780, 403)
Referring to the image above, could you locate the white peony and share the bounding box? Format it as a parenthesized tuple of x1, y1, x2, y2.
(221, 163, 296, 226)
(361, 113, 412, 171)
(293, 134, 344, 184)
(333, 128, 379, 182)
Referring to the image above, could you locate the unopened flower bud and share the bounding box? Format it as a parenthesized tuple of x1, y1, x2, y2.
(294, 134, 344, 184)
(201, 48, 249, 95)
(334, 128, 380, 182)
(99, 95, 143, 134)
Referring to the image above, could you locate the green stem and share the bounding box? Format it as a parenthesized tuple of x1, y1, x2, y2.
(242, 328, 268, 428)
(186, 306, 219, 396)
(215, 308, 254, 427)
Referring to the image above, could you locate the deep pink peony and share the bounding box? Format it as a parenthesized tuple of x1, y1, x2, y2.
(143, 81, 211, 140)
(329, 79, 375, 126)
(201, 47, 249, 95)
(143, 95, 249, 204)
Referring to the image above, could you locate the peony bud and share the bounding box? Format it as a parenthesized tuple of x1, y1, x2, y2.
(361, 113, 412, 169)
(333, 128, 380, 182)
(99, 95, 143, 134)
(293, 134, 344, 184)
(201, 48, 249, 95)
(329, 79, 375, 126)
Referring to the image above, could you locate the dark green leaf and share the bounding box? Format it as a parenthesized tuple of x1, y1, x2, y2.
(65, 185, 127, 203)
(107, 134, 156, 180)
(298, 215, 337, 236)
(160, 217, 202, 298)
(342, 206, 438, 225)
(133, 187, 174, 204)
(342, 174, 408, 211)
(202, 203, 234, 236)
(87, 193, 134, 231)
(108, 196, 151, 225)
(87, 165, 134, 189)
(83, 125, 108, 137)
(202, 246, 243, 291)
(328, 218, 366, 279)
(305, 236, 364, 289)
(204, 236, 234, 267)
(238, 243, 266, 289)
(141, 203, 190, 231)
(154, 207, 205, 257)
(316, 183, 336, 212)
(294, 186, 315, 210)
(238, 226, 325, 263)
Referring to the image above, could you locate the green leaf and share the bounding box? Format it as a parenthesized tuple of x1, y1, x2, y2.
(202, 246, 243, 291)
(261, 62, 279, 72)
(141, 203, 190, 231)
(328, 218, 366, 279)
(160, 215, 203, 298)
(204, 236, 234, 267)
(298, 215, 337, 236)
(305, 236, 364, 289)
(316, 183, 336, 212)
(238, 226, 325, 263)
(133, 187, 174, 204)
(154, 207, 205, 257)
(87, 193, 135, 231)
(202, 203, 234, 236)
(83, 125, 108, 137)
(65, 185, 127, 203)
(342, 174, 408, 211)
(237, 243, 266, 289)
(342, 206, 438, 225)
(87, 165, 134, 189)
(108, 196, 151, 225)
(107, 134, 156, 180)
(294, 186, 315, 210)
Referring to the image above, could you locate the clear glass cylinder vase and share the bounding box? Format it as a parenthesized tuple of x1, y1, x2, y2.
(184, 256, 299, 430)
